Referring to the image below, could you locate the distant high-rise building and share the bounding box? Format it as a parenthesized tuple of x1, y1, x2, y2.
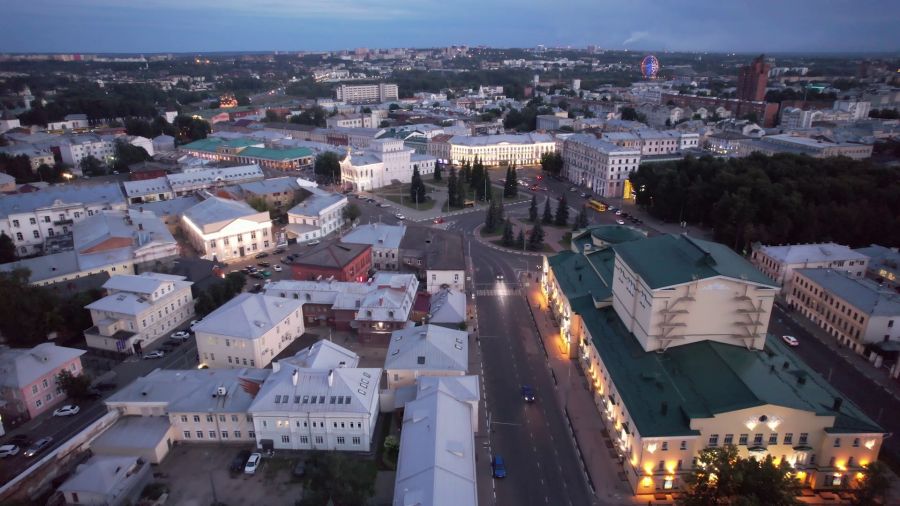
(335, 83, 399, 104)
(737, 54, 771, 102)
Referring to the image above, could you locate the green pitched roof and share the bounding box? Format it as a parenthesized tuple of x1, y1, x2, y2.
(590, 225, 646, 245)
(582, 306, 883, 437)
(237, 146, 313, 161)
(612, 234, 777, 290)
(547, 250, 613, 305)
(180, 138, 224, 153)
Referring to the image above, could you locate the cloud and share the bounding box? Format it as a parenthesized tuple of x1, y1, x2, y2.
(622, 31, 649, 47)
(68, 0, 419, 20)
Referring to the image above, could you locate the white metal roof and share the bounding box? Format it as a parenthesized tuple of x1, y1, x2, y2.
(192, 293, 303, 340)
(385, 325, 468, 373)
(0, 343, 85, 389)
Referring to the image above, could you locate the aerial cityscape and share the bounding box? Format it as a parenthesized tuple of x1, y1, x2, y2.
(0, 2, 899, 506)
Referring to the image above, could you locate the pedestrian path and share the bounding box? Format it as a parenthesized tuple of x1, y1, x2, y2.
(475, 287, 522, 296)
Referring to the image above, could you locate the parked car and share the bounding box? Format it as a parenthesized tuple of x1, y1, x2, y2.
(615, 210, 622, 215)
(782, 335, 800, 347)
(307, 240, 321, 246)
(521, 385, 535, 403)
(230, 450, 252, 472)
(569, 187, 577, 192)
(273, 265, 282, 272)
(580, 193, 589, 198)
(292, 460, 306, 478)
(254, 252, 269, 259)
(378, 203, 390, 208)
(24, 437, 52, 457)
(491, 455, 507, 478)
(143, 350, 165, 360)
(0, 444, 20, 458)
(170, 331, 190, 341)
(261, 270, 272, 278)
(273, 248, 286, 254)
(394, 213, 406, 220)
(257, 261, 271, 268)
(244, 453, 262, 474)
(616, 219, 626, 225)
(53, 405, 80, 417)
(251, 272, 266, 279)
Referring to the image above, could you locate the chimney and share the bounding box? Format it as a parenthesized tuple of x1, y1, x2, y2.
(291, 368, 298, 386)
(138, 223, 144, 231)
(328, 369, 334, 387)
(660, 401, 668, 415)
(832, 397, 843, 412)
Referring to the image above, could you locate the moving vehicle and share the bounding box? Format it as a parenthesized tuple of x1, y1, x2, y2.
(254, 252, 269, 259)
(307, 240, 321, 246)
(273, 265, 282, 272)
(170, 331, 190, 341)
(394, 213, 406, 220)
(244, 453, 262, 474)
(0, 444, 20, 458)
(615, 210, 622, 215)
(260, 270, 272, 278)
(257, 261, 271, 267)
(230, 450, 252, 472)
(491, 455, 507, 478)
(378, 203, 390, 208)
(24, 437, 53, 457)
(53, 405, 80, 417)
(781, 335, 800, 347)
(433, 217, 444, 224)
(587, 199, 607, 212)
(521, 385, 535, 403)
(144, 350, 165, 360)
(616, 219, 626, 225)
(273, 248, 286, 254)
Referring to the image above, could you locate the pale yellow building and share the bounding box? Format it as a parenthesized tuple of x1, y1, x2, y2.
(543, 231, 885, 495)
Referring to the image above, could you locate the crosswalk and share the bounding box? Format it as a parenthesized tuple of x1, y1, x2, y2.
(476, 287, 522, 296)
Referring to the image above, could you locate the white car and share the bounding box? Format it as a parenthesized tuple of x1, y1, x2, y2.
(615, 210, 622, 215)
(53, 405, 80, 417)
(395, 213, 406, 220)
(170, 331, 190, 341)
(378, 203, 390, 208)
(781, 335, 799, 347)
(144, 350, 165, 360)
(273, 265, 282, 272)
(0, 444, 20, 458)
(569, 187, 577, 192)
(616, 219, 626, 225)
(244, 452, 262, 474)
(189, 319, 201, 330)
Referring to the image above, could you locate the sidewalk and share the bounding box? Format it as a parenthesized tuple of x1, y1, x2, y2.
(521, 276, 635, 506)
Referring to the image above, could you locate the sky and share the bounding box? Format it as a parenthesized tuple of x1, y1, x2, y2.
(1, 0, 899, 54)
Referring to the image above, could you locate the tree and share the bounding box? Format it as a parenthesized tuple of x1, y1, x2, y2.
(573, 205, 589, 231)
(389, 103, 401, 111)
(0, 269, 63, 346)
(298, 452, 377, 506)
(678, 446, 800, 506)
(540, 152, 564, 175)
(173, 115, 211, 143)
(504, 164, 518, 198)
(113, 140, 151, 172)
(621, 107, 639, 121)
(542, 197, 553, 225)
(433, 161, 442, 181)
(383, 435, 400, 469)
(482, 170, 492, 201)
(484, 198, 497, 233)
(501, 218, 515, 247)
(410, 166, 427, 204)
(0, 232, 15, 263)
(290, 105, 327, 127)
(79, 155, 105, 176)
(263, 110, 281, 122)
(454, 173, 468, 207)
(555, 193, 569, 226)
(246, 196, 270, 213)
(342, 203, 361, 223)
(470, 156, 484, 197)
(460, 160, 471, 184)
(0, 153, 35, 183)
(852, 461, 891, 506)
(447, 167, 459, 208)
(223, 272, 247, 295)
(36, 163, 63, 183)
(516, 229, 526, 250)
(529, 194, 539, 222)
(56, 369, 92, 399)
(314, 152, 341, 184)
(528, 221, 545, 251)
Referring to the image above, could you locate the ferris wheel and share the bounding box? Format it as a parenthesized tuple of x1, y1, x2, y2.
(640, 55, 660, 79)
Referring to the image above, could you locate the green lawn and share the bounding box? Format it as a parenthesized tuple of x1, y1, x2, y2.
(479, 227, 502, 238)
(385, 195, 437, 211)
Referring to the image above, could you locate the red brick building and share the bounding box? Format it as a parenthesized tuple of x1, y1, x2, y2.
(737, 55, 771, 102)
(661, 93, 779, 127)
(289, 243, 372, 282)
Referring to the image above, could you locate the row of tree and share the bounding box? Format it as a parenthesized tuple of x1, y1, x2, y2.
(540, 152, 564, 175)
(629, 153, 900, 251)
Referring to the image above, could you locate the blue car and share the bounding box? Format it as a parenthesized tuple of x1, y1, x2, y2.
(521, 385, 535, 403)
(491, 455, 507, 478)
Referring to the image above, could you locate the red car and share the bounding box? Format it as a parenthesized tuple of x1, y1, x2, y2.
(433, 217, 445, 224)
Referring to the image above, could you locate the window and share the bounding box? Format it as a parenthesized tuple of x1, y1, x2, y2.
(352, 436, 361, 445)
(249, 431, 255, 438)
(35, 399, 42, 408)
(337, 436, 346, 445)
(739, 434, 748, 445)
(193, 415, 200, 422)
(300, 436, 309, 444)
(33, 230, 40, 238)
(708, 434, 719, 447)
(29, 218, 36, 225)
(833, 438, 841, 448)
(209, 431, 216, 439)
(315, 436, 324, 444)
(221, 431, 228, 439)
(234, 431, 241, 438)
(768, 433, 778, 445)
(753, 434, 763, 445)
(12, 219, 20, 227)
(184, 431, 191, 439)
(784, 433, 793, 445)
(661, 441, 668, 451)
(799, 433, 809, 444)
(232, 415, 239, 422)
(723, 434, 733, 445)
(181, 415, 188, 422)
(281, 435, 290, 443)
(679, 440, 687, 451)
(15, 233, 22, 241)
(196, 431, 204, 439)
(206, 415, 213, 422)
(853, 438, 860, 448)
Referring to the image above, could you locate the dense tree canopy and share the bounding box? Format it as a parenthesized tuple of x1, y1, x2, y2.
(629, 153, 900, 251)
(314, 151, 342, 183)
(679, 446, 800, 506)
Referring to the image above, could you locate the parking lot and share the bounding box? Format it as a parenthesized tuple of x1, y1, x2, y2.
(154, 445, 304, 506)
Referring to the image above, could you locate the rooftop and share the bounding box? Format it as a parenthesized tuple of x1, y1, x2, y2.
(291, 242, 370, 270)
(341, 223, 407, 250)
(449, 132, 554, 146)
(0, 343, 85, 389)
(192, 293, 303, 340)
(287, 188, 346, 217)
(796, 268, 900, 316)
(0, 182, 125, 219)
(399, 226, 465, 271)
(237, 146, 314, 161)
(250, 362, 380, 415)
(759, 242, 870, 265)
(281, 340, 359, 370)
(566, 133, 641, 154)
(613, 234, 778, 290)
(386, 325, 468, 373)
(182, 196, 267, 231)
(57, 456, 145, 497)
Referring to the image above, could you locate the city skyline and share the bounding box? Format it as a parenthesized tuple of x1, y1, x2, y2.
(2, 0, 899, 54)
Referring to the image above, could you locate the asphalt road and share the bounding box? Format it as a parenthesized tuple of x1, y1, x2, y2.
(768, 305, 900, 462)
(446, 209, 595, 506)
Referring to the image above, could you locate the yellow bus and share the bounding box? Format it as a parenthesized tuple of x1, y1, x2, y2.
(587, 199, 607, 212)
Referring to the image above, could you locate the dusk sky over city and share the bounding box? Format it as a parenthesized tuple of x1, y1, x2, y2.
(2, 0, 899, 53)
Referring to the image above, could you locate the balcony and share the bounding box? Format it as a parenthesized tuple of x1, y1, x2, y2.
(53, 218, 74, 226)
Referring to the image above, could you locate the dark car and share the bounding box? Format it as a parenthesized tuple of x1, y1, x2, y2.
(251, 283, 263, 293)
(273, 248, 286, 254)
(292, 460, 306, 478)
(251, 272, 266, 280)
(24, 437, 53, 457)
(257, 261, 271, 267)
(521, 385, 535, 403)
(491, 455, 507, 478)
(254, 252, 269, 259)
(230, 450, 252, 472)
